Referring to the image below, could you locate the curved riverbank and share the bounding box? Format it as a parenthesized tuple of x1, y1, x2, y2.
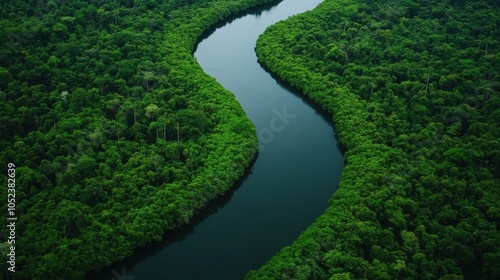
(89, 0, 344, 279)
(248, 0, 500, 278)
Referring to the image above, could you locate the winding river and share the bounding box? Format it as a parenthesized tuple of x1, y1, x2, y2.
(91, 0, 343, 279)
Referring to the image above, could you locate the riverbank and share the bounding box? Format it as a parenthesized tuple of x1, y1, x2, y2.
(89, 0, 345, 279)
(248, 0, 500, 278)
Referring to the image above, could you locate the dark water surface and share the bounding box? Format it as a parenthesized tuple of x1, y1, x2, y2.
(90, 0, 343, 279)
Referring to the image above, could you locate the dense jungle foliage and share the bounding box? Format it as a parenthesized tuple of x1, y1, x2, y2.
(0, 0, 279, 278)
(248, 0, 500, 279)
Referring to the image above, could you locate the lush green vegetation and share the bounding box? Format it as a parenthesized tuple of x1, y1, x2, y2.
(249, 0, 500, 278)
(0, 0, 278, 278)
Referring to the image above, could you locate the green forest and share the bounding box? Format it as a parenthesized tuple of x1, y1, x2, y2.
(248, 0, 500, 279)
(1, 0, 499, 279)
(0, 0, 276, 279)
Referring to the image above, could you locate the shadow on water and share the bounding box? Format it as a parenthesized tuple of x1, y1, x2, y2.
(85, 155, 258, 279)
(194, 0, 282, 53)
(257, 59, 348, 157)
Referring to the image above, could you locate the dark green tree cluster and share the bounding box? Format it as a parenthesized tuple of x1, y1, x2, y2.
(248, 0, 499, 279)
(0, 0, 278, 279)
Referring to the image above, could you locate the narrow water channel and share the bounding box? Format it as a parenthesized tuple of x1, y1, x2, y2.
(90, 0, 343, 279)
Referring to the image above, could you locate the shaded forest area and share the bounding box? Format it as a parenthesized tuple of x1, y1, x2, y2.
(0, 0, 277, 278)
(249, 0, 500, 279)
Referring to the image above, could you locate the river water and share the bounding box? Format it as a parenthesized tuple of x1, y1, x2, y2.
(90, 0, 343, 279)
